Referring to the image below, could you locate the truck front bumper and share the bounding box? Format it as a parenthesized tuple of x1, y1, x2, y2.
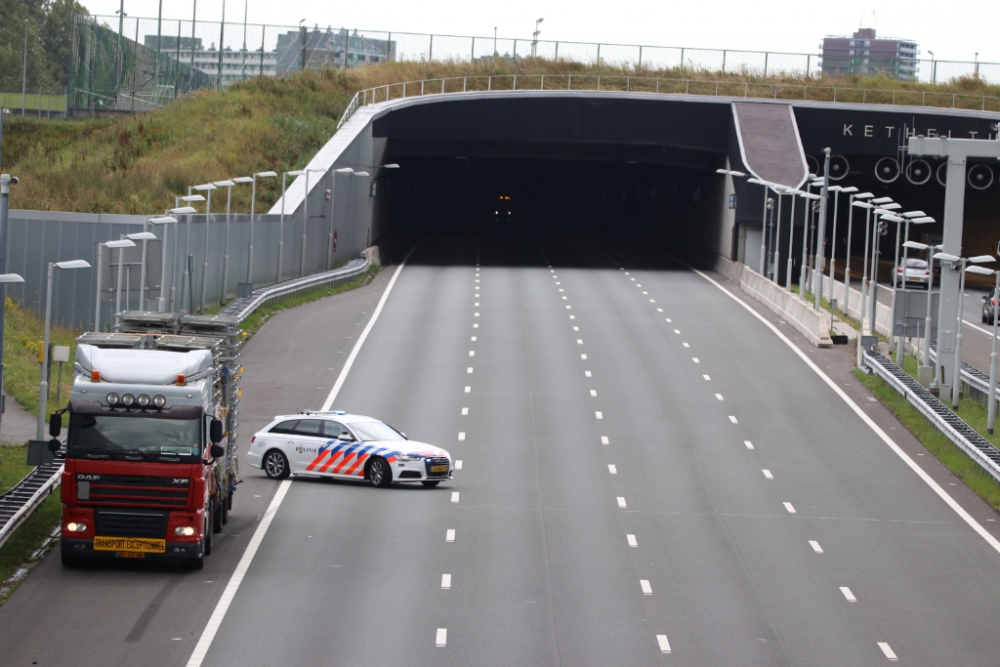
(61, 537, 204, 561)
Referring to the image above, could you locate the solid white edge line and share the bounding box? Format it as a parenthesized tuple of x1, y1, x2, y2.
(321, 244, 420, 411)
(684, 264, 1000, 555)
(185, 479, 292, 667)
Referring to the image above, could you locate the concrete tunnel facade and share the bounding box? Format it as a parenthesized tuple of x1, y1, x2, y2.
(272, 90, 1000, 276)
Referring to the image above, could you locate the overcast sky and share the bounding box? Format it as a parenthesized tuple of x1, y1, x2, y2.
(80, 0, 994, 66)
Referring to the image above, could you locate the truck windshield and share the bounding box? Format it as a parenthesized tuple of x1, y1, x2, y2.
(68, 413, 202, 462)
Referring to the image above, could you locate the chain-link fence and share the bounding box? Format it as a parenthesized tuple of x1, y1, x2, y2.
(70, 14, 1000, 113)
(0, 89, 67, 118)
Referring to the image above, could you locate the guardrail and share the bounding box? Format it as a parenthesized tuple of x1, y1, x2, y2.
(336, 74, 1000, 129)
(0, 459, 64, 550)
(862, 348, 1000, 484)
(0, 254, 372, 551)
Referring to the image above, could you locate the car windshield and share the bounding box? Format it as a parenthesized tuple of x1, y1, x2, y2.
(350, 421, 405, 441)
(68, 413, 202, 462)
(905, 259, 928, 269)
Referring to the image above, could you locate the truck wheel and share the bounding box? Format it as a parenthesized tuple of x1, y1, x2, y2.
(225, 490, 233, 511)
(367, 457, 393, 488)
(221, 495, 229, 525)
(263, 450, 290, 479)
(204, 512, 214, 556)
(212, 498, 223, 534)
(61, 552, 80, 568)
(186, 554, 204, 571)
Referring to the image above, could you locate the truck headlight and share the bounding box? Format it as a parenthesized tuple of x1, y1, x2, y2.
(137, 394, 151, 407)
(153, 394, 166, 408)
(174, 526, 197, 537)
(65, 522, 87, 532)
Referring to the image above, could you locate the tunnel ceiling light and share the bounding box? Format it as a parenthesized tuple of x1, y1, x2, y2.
(852, 201, 874, 209)
(716, 168, 746, 177)
(911, 216, 936, 223)
(970, 255, 996, 264)
(839, 186, 859, 193)
(903, 241, 929, 250)
(933, 252, 960, 262)
(854, 192, 874, 199)
(382, 163, 400, 168)
(902, 210, 927, 218)
(353, 171, 370, 177)
(880, 214, 905, 222)
(872, 196, 894, 204)
(879, 202, 902, 210)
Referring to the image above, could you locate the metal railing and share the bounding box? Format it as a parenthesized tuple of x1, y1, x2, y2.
(74, 13, 1000, 112)
(862, 348, 1000, 484)
(0, 458, 63, 550)
(337, 74, 1000, 129)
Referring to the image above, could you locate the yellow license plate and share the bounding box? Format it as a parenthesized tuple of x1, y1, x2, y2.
(94, 536, 166, 553)
(431, 465, 448, 473)
(117, 551, 146, 559)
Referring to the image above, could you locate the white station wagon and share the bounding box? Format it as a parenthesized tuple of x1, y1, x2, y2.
(247, 411, 453, 487)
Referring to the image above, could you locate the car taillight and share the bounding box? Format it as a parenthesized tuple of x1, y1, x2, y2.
(251, 435, 256, 444)
(897, 268, 903, 272)
(925, 271, 930, 275)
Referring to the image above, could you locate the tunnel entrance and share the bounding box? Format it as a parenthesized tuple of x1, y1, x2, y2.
(376, 152, 719, 257)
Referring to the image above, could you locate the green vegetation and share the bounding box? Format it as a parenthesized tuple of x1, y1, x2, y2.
(3, 297, 77, 421)
(239, 264, 382, 335)
(0, 443, 33, 492)
(0, 0, 87, 92)
(6, 58, 1000, 214)
(855, 368, 1000, 512)
(0, 493, 60, 605)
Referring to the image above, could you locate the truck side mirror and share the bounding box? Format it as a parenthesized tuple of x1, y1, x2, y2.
(48, 438, 61, 453)
(210, 443, 225, 459)
(49, 413, 62, 438)
(210, 418, 224, 444)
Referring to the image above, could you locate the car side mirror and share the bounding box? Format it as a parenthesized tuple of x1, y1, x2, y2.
(49, 413, 62, 438)
(983, 295, 989, 301)
(210, 418, 224, 444)
(211, 443, 225, 459)
(338, 433, 354, 441)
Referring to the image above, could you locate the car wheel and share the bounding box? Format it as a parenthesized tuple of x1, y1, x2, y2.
(263, 450, 290, 480)
(368, 457, 393, 488)
(422, 481, 441, 488)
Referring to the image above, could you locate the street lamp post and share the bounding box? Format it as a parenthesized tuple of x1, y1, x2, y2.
(895, 212, 936, 365)
(934, 252, 995, 409)
(144, 216, 177, 313)
(193, 183, 217, 314)
(21, 20, 28, 117)
(213, 180, 236, 304)
(95, 238, 135, 331)
(279, 170, 306, 283)
(748, 177, 774, 276)
(843, 191, 873, 315)
(127, 231, 157, 314)
(798, 191, 820, 295)
(0, 272, 23, 440)
(246, 171, 277, 286)
(112, 236, 136, 330)
(973, 266, 1000, 432)
(38, 260, 91, 440)
(175, 193, 205, 314)
(813, 150, 832, 311)
(532, 18, 544, 57)
(852, 200, 875, 332)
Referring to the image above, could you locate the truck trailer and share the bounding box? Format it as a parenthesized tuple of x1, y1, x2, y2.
(53, 312, 242, 570)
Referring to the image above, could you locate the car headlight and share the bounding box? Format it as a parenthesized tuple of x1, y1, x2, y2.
(397, 454, 422, 462)
(174, 526, 197, 537)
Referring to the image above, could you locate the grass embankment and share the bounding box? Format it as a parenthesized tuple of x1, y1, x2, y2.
(794, 284, 1000, 510)
(5, 59, 1000, 214)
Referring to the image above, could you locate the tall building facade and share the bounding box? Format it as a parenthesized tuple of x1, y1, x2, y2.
(820, 28, 919, 80)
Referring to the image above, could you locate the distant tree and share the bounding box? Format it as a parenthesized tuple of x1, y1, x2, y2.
(0, 0, 89, 91)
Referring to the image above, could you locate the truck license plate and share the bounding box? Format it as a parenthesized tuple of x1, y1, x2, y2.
(94, 537, 166, 553)
(117, 552, 146, 559)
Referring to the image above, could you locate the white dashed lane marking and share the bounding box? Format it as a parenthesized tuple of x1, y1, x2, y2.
(656, 635, 672, 654)
(461, 407, 468, 415)
(467, 367, 473, 374)
(809, 540, 823, 553)
(436, 629, 447, 647)
(728, 416, 738, 424)
(640, 580, 653, 595)
(458, 432, 466, 441)
(446, 529, 455, 542)
(465, 386, 471, 393)
(581, 354, 588, 359)
(715, 393, 724, 401)
(627, 534, 638, 547)
(585, 371, 592, 377)
(608, 465, 617, 474)
(744, 440, 754, 450)
(783, 502, 796, 514)
(601, 436, 610, 445)
(692, 357, 699, 363)
(703, 375, 711, 381)
(455, 460, 463, 470)
(617, 497, 627, 509)
(590, 390, 597, 397)
(441, 574, 452, 589)
(451, 492, 460, 503)
(762, 469, 773, 479)
(595, 411, 603, 420)
(878, 642, 898, 661)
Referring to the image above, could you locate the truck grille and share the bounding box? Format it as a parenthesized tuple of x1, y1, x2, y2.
(94, 509, 168, 538)
(81, 474, 190, 508)
(424, 457, 450, 478)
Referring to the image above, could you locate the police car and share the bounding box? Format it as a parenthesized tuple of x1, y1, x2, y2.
(246, 411, 453, 487)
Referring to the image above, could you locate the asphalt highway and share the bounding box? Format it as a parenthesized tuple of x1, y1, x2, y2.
(3, 237, 1000, 666)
